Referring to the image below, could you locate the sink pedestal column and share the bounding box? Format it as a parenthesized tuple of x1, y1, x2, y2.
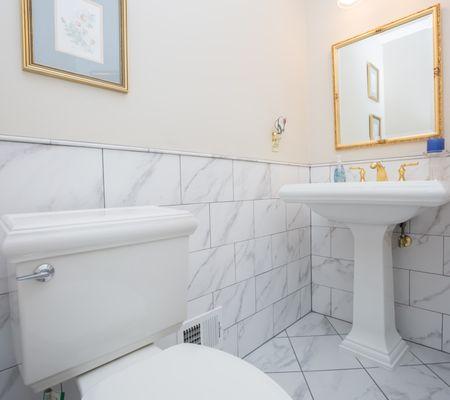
(340, 224, 408, 370)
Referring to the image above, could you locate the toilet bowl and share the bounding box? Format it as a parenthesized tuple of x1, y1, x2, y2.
(78, 344, 290, 400)
(0, 206, 290, 399)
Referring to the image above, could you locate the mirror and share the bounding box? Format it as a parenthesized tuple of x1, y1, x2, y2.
(332, 5, 442, 150)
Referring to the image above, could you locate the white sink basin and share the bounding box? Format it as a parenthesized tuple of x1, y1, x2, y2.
(280, 180, 450, 369)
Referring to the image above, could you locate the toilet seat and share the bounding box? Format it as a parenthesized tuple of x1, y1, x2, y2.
(81, 344, 291, 400)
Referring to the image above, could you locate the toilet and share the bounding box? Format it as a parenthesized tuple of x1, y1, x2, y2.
(0, 206, 291, 399)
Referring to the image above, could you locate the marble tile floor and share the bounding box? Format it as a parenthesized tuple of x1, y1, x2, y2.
(244, 312, 450, 400)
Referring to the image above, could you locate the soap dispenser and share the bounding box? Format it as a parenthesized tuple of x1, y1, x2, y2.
(333, 157, 346, 183)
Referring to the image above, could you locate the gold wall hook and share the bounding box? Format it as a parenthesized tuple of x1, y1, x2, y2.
(370, 161, 389, 181)
(398, 162, 419, 181)
(350, 167, 366, 182)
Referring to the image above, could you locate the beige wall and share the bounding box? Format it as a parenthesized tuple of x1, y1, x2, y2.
(0, 0, 308, 163)
(304, 0, 450, 164)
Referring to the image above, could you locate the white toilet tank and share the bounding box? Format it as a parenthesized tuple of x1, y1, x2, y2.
(0, 206, 197, 392)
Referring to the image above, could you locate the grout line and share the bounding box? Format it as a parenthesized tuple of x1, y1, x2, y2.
(363, 368, 391, 400)
(423, 364, 450, 387)
(286, 334, 315, 400)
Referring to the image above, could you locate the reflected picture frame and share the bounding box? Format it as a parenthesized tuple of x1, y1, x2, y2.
(367, 63, 379, 102)
(21, 0, 128, 92)
(332, 4, 442, 150)
(369, 114, 381, 141)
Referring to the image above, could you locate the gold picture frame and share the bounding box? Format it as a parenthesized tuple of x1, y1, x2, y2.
(367, 63, 379, 102)
(21, 0, 128, 93)
(369, 114, 381, 141)
(332, 4, 442, 150)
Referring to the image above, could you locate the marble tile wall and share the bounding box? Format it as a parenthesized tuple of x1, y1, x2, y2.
(0, 140, 311, 399)
(310, 156, 450, 355)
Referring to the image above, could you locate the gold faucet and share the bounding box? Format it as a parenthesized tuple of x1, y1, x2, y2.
(398, 162, 419, 181)
(350, 167, 366, 182)
(370, 161, 388, 181)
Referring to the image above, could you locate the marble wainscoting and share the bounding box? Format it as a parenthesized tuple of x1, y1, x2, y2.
(0, 139, 311, 399)
(310, 156, 450, 355)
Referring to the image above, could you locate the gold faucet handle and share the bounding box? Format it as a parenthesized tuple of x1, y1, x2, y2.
(398, 162, 419, 181)
(350, 167, 366, 182)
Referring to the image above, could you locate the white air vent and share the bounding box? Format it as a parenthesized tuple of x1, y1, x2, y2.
(178, 307, 222, 348)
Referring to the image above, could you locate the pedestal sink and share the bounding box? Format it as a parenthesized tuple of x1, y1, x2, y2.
(280, 181, 450, 369)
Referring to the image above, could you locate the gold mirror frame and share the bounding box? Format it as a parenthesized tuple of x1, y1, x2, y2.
(332, 4, 442, 150)
(21, 0, 128, 93)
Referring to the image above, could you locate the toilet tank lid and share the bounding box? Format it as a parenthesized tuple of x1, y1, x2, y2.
(0, 206, 197, 263)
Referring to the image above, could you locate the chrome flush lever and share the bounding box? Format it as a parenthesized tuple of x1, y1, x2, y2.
(16, 264, 55, 282)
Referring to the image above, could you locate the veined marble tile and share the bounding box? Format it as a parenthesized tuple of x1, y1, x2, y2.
(291, 335, 360, 371)
(444, 315, 450, 353)
(331, 289, 353, 322)
(410, 203, 450, 236)
(0, 295, 15, 371)
(169, 203, 210, 251)
(395, 304, 442, 350)
(235, 240, 256, 282)
(188, 245, 235, 300)
(312, 284, 331, 316)
(305, 369, 386, 400)
(330, 228, 354, 260)
(256, 266, 288, 311)
(0, 367, 37, 400)
(310, 166, 330, 183)
(237, 306, 274, 357)
(274, 291, 302, 333)
(428, 364, 450, 385)
(103, 150, 180, 207)
(187, 293, 213, 319)
(300, 285, 312, 317)
(444, 236, 450, 276)
(272, 232, 289, 268)
(287, 313, 335, 337)
(181, 156, 233, 203)
(393, 268, 410, 305)
(326, 316, 352, 335)
(233, 161, 271, 200)
(0, 141, 103, 215)
(312, 256, 353, 292)
(210, 201, 254, 247)
(218, 324, 238, 356)
(287, 230, 301, 262)
(369, 365, 450, 400)
(287, 258, 311, 295)
(393, 234, 443, 274)
(311, 227, 331, 257)
(407, 341, 450, 364)
(254, 236, 272, 275)
(244, 338, 300, 373)
(299, 227, 311, 259)
(410, 271, 450, 315)
(213, 279, 255, 328)
(254, 199, 286, 237)
(287, 203, 310, 230)
(268, 372, 312, 400)
(270, 164, 302, 198)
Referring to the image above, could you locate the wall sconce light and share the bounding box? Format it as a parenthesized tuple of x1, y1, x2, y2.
(272, 116, 287, 152)
(337, 0, 362, 8)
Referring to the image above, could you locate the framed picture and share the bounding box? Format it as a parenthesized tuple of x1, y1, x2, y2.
(367, 62, 379, 102)
(21, 0, 128, 92)
(369, 114, 382, 141)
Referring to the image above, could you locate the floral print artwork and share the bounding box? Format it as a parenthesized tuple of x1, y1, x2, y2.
(54, 0, 104, 64)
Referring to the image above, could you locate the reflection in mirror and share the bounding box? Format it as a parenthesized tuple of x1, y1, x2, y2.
(333, 5, 442, 149)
